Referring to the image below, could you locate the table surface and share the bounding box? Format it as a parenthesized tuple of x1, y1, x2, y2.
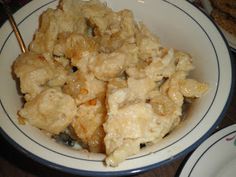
(0, 1, 236, 177)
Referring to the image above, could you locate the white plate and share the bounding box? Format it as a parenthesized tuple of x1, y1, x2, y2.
(179, 124, 236, 177)
(0, 0, 233, 176)
(200, 0, 236, 52)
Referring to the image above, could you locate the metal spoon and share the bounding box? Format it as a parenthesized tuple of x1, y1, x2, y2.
(0, 0, 27, 53)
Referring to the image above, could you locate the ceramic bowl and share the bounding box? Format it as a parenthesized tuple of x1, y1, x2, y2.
(0, 0, 233, 176)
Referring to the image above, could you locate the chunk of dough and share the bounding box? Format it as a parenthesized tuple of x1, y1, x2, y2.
(19, 88, 77, 134)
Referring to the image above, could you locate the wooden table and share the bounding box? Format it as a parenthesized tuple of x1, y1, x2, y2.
(0, 1, 236, 177)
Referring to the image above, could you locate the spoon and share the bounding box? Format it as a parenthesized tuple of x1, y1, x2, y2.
(0, 0, 27, 53)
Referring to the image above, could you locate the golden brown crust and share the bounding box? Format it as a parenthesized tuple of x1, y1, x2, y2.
(210, 0, 236, 18)
(211, 9, 236, 36)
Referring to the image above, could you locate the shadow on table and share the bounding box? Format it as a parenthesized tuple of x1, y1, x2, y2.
(0, 133, 87, 177)
(174, 153, 192, 177)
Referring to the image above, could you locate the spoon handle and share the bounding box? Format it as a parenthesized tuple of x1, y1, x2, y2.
(1, 0, 27, 53)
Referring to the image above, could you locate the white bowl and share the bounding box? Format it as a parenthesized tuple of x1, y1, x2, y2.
(0, 0, 233, 176)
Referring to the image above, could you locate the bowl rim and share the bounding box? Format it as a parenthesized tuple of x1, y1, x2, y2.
(178, 124, 236, 177)
(0, 0, 234, 176)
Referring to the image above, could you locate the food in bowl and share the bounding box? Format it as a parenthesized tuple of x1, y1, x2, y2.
(12, 0, 208, 167)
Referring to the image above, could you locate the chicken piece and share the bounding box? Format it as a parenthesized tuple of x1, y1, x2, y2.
(160, 71, 208, 105)
(107, 77, 156, 114)
(88, 52, 128, 81)
(81, 0, 114, 36)
(63, 71, 106, 105)
(104, 102, 157, 166)
(97, 19, 137, 53)
(127, 77, 156, 101)
(89, 42, 139, 81)
(104, 77, 167, 166)
(80, 2, 138, 52)
(175, 51, 195, 72)
(80, 0, 137, 39)
(105, 78, 128, 111)
(30, 8, 87, 54)
(104, 99, 180, 166)
(136, 24, 162, 60)
(95, 9, 137, 46)
(144, 48, 176, 81)
(104, 76, 184, 166)
(105, 139, 140, 167)
(148, 90, 182, 136)
(148, 90, 179, 116)
(19, 88, 77, 134)
(125, 59, 148, 79)
(107, 78, 128, 91)
(160, 71, 187, 106)
(59, 0, 95, 17)
(85, 8, 120, 37)
(71, 97, 106, 152)
(88, 126, 106, 153)
(126, 48, 176, 81)
(117, 43, 139, 66)
(97, 34, 125, 53)
(13, 52, 68, 101)
(117, 9, 138, 41)
(179, 79, 208, 98)
(53, 32, 97, 73)
(106, 78, 139, 112)
(53, 32, 97, 57)
(62, 0, 120, 38)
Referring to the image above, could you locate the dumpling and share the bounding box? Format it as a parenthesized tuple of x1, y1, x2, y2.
(19, 88, 77, 134)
